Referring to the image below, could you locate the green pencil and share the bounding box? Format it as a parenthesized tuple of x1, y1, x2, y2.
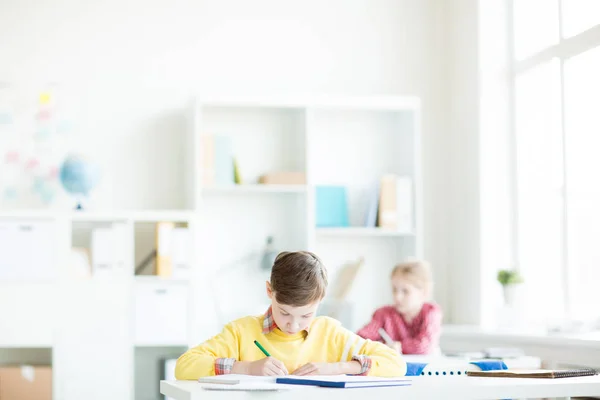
(253, 340, 271, 357)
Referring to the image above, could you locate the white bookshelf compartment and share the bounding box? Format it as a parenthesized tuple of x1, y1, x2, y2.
(0, 348, 53, 397)
(315, 238, 409, 332)
(309, 108, 417, 229)
(198, 194, 308, 321)
(200, 106, 307, 185)
(134, 346, 186, 400)
(134, 221, 189, 278)
(71, 220, 133, 279)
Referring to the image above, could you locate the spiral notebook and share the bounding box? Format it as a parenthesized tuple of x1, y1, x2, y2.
(467, 368, 598, 379)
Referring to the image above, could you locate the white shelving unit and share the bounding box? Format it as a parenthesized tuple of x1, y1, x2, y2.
(0, 95, 421, 400)
(315, 227, 415, 237)
(202, 184, 307, 194)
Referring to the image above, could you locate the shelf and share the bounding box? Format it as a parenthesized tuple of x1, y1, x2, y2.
(134, 343, 188, 348)
(316, 227, 414, 237)
(0, 342, 53, 349)
(134, 276, 190, 284)
(127, 211, 196, 222)
(202, 184, 307, 194)
(197, 95, 420, 111)
(0, 210, 196, 222)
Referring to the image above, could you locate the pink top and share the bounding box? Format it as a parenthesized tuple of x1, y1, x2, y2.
(357, 303, 442, 354)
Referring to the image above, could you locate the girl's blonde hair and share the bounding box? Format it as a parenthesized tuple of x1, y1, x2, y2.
(391, 260, 433, 296)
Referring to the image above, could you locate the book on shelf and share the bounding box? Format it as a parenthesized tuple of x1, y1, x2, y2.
(155, 222, 175, 277)
(377, 174, 412, 232)
(364, 180, 379, 227)
(202, 134, 234, 187)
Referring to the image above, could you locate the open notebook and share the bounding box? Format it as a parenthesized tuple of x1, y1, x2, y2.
(467, 368, 599, 379)
(198, 375, 275, 385)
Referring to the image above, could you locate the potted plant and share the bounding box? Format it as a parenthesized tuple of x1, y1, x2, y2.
(497, 269, 524, 307)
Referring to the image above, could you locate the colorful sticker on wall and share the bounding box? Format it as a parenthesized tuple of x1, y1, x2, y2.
(0, 84, 74, 208)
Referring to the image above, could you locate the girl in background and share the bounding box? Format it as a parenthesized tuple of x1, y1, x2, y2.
(357, 260, 442, 354)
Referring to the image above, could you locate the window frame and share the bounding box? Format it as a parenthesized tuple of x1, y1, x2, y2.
(508, 0, 600, 319)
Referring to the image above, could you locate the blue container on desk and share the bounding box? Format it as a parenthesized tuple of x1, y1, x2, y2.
(315, 186, 349, 227)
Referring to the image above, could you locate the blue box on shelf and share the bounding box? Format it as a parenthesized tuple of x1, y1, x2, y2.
(315, 186, 349, 227)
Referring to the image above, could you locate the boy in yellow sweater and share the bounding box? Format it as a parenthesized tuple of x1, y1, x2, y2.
(175, 251, 406, 378)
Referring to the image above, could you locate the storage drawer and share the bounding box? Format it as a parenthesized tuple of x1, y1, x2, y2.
(0, 220, 56, 281)
(134, 283, 189, 346)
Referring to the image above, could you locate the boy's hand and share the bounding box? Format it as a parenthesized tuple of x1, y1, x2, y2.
(248, 357, 288, 376)
(292, 361, 361, 376)
(292, 362, 340, 376)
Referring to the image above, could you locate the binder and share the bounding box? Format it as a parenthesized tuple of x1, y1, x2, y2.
(170, 227, 191, 279)
(155, 222, 175, 277)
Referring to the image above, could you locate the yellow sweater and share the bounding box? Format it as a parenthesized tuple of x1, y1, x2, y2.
(175, 315, 406, 379)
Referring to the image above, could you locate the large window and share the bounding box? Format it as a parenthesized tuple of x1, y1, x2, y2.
(510, 0, 600, 324)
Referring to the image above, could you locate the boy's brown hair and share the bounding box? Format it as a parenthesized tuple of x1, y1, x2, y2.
(270, 251, 328, 306)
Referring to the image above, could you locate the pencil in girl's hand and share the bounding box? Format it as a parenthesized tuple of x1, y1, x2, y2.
(378, 328, 394, 346)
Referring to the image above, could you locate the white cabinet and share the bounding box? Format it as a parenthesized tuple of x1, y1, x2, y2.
(0, 220, 56, 281)
(0, 283, 55, 347)
(134, 282, 189, 346)
(54, 281, 132, 400)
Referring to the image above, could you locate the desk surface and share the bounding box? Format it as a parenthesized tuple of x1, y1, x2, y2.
(161, 375, 600, 400)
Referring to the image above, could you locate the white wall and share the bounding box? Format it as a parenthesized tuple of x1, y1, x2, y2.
(0, 0, 452, 318)
(444, 0, 514, 325)
(445, 0, 481, 324)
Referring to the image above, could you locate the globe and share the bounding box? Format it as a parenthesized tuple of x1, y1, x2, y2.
(59, 154, 100, 210)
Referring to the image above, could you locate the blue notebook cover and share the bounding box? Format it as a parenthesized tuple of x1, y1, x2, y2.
(214, 135, 234, 186)
(275, 376, 411, 388)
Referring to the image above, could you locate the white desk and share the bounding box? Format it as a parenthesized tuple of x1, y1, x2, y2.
(442, 325, 600, 369)
(161, 375, 600, 400)
(402, 354, 542, 371)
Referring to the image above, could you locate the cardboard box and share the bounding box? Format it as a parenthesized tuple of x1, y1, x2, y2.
(258, 172, 306, 185)
(0, 366, 52, 400)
